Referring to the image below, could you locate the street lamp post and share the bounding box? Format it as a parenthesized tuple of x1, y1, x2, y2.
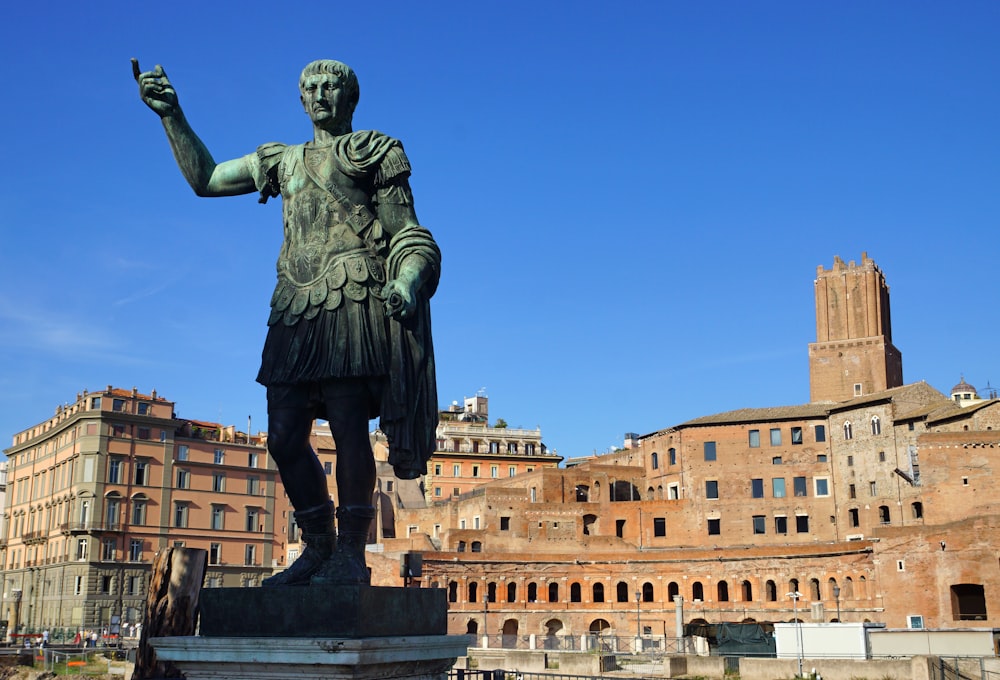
(832, 584, 841, 622)
(635, 590, 641, 649)
(787, 591, 804, 678)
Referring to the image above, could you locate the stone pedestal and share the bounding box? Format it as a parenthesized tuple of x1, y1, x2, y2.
(149, 586, 469, 680)
(151, 634, 470, 680)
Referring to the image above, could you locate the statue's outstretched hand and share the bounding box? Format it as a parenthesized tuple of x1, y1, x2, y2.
(382, 279, 417, 321)
(132, 59, 178, 117)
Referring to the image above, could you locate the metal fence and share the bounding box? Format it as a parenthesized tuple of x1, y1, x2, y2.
(933, 657, 989, 680)
(452, 670, 602, 680)
(475, 634, 688, 655)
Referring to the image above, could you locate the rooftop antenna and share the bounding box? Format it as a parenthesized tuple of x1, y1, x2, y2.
(985, 381, 998, 400)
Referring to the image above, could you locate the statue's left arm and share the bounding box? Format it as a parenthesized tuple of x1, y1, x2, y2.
(377, 176, 440, 321)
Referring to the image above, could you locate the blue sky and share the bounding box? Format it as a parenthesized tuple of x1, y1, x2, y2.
(1, 2, 997, 459)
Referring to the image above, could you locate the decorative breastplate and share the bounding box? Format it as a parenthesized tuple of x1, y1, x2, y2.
(268, 182, 386, 327)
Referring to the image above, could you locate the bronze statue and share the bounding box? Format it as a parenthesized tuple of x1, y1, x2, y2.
(134, 59, 440, 587)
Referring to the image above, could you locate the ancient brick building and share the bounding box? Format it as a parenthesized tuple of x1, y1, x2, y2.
(388, 254, 999, 642)
(809, 252, 904, 402)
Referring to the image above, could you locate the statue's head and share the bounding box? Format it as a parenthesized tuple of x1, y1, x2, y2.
(299, 59, 359, 113)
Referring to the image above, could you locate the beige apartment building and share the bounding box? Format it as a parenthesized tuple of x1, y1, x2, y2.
(0, 387, 287, 637)
(424, 395, 561, 503)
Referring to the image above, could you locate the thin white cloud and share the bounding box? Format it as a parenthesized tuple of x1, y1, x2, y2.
(0, 297, 146, 365)
(112, 281, 172, 307)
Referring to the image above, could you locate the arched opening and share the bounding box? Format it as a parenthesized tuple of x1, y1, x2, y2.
(692, 581, 704, 601)
(717, 580, 730, 602)
(570, 582, 582, 602)
(543, 619, 563, 649)
(527, 582, 538, 602)
(878, 505, 890, 524)
(592, 583, 605, 603)
(575, 484, 589, 502)
(843, 577, 854, 599)
(651, 452, 659, 469)
(448, 581, 458, 603)
(789, 578, 799, 594)
(742, 580, 753, 602)
(466, 620, 478, 635)
(583, 514, 597, 536)
(668, 581, 679, 600)
(589, 619, 612, 647)
(487, 582, 497, 602)
(507, 582, 517, 602)
(471, 540, 482, 552)
(468, 581, 478, 602)
(642, 582, 654, 602)
(617, 581, 629, 602)
(810, 578, 821, 600)
(548, 582, 559, 602)
(502, 619, 519, 647)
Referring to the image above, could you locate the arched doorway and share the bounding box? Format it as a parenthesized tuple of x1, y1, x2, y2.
(589, 619, 612, 651)
(502, 619, 518, 648)
(543, 618, 563, 649)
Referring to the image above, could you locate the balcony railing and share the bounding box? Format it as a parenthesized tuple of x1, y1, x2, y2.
(60, 521, 124, 534)
(21, 530, 49, 545)
(437, 423, 542, 438)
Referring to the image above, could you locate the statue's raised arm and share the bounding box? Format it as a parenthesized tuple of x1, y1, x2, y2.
(132, 58, 254, 197)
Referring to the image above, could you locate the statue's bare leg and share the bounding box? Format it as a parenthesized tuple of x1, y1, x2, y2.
(262, 402, 335, 586)
(311, 381, 377, 586)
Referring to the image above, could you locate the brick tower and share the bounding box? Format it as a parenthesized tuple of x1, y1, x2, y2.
(808, 252, 903, 402)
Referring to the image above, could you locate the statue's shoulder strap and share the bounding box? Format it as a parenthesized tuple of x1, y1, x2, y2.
(252, 142, 292, 204)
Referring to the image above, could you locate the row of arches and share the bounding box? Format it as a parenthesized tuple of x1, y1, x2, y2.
(447, 575, 867, 605)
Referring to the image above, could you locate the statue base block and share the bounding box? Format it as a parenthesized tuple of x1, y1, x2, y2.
(199, 585, 447, 637)
(150, 634, 471, 680)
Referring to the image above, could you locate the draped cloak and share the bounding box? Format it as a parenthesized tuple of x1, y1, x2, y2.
(246, 130, 440, 479)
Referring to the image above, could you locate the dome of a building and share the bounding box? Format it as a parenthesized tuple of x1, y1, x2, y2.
(950, 376, 977, 399)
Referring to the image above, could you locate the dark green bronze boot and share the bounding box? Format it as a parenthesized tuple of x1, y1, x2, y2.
(310, 505, 374, 586)
(262, 501, 335, 587)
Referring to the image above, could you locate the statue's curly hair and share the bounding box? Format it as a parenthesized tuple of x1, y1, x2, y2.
(299, 60, 360, 111)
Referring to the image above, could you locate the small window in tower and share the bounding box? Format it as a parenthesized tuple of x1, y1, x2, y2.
(854, 383, 863, 396)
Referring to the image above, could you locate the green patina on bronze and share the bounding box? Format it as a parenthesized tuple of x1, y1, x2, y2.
(135, 58, 440, 589)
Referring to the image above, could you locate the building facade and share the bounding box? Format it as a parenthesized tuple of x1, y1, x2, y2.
(0, 387, 285, 637)
(388, 254, 1000, 641)
(425, 396, 560, 503)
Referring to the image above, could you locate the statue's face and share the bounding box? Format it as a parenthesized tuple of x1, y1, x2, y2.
(300, 73, 352, 130)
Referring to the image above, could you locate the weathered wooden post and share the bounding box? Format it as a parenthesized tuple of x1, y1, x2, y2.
(132, 547, 207, 680)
